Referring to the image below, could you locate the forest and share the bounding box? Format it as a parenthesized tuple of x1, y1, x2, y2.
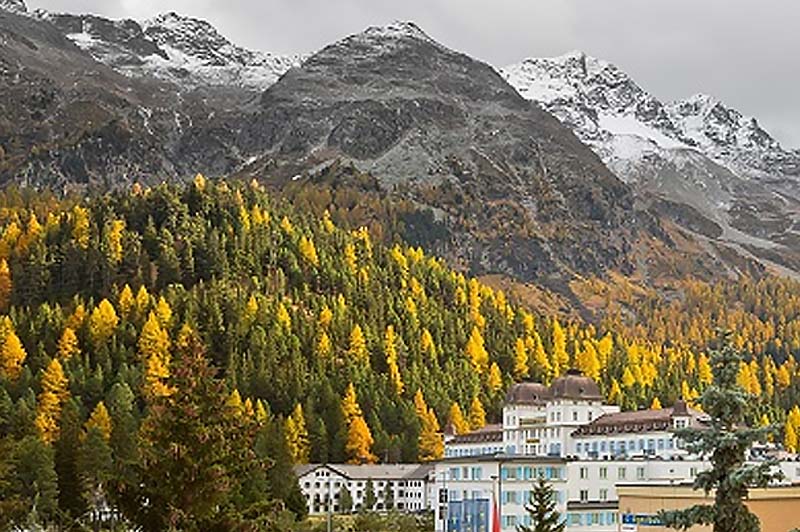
(1, 176, 800, 528)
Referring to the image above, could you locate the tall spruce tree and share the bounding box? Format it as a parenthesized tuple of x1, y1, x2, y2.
(517, 476, 565, 532)
(659, 336, 782, 532)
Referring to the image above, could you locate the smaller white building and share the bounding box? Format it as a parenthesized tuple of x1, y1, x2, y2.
(294, 463, 434, 516)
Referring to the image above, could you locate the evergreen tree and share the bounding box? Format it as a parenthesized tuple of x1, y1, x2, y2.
(658, 336, 783, 532)
(339, 486, 353, 513)
(383, 481, 394, 511)
(110, 339, 275, 531)
(363, 479, 377, 511)
(517, 476, 565, 532)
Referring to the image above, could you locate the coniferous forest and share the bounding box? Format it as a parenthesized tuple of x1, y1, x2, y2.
(1, 177, 800, 528)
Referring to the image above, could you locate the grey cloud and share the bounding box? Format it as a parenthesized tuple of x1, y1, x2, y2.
(29, 0, 800, 147)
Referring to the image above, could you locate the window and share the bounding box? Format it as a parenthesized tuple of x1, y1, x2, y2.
(579, 467, 588, 479)
(618, 467, 626, 480)
(572, 411, 578, 421)
(579, 489, 589, 502)
(637, 467, 646, 480)
(599, 467, 608, 480)
(690, 467, 698, 477)
(599, 489, 608, 501)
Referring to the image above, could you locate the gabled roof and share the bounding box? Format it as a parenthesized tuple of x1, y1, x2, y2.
(293, 463, 434, 481)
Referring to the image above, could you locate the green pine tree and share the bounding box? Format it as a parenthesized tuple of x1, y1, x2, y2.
(339, 485, 353, 513)
(659, 335, 783, 532)
(518, 476, 565, 532)
(363, 479, 377, 512)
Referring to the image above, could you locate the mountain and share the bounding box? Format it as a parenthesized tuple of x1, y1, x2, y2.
(0, 2, 271, 188)
(501, 52, 800, 274)
(0, 2, 780, 286)
(38, 10, 304, 92)
(235, 22, 660, 283)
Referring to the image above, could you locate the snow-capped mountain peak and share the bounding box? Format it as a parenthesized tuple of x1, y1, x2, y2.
(361, 20, 434, 42)
(501, 51, 800, 266)
(38, 9, 305, 91)
(0, 0, 26, 14)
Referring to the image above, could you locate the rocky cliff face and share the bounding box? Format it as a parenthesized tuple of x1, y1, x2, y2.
(501, 52, 800, 274)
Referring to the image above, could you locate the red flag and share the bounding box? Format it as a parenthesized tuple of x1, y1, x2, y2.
(492, 493, 501, 532)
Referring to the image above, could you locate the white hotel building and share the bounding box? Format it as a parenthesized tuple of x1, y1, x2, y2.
(433, 370, 800, 531)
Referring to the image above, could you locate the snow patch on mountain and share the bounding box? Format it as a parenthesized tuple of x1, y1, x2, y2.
(39, 10, 304, 91)
(501, 52, 799, 183)
(0, 0, 27, 14)
(501, 51, 800, 266)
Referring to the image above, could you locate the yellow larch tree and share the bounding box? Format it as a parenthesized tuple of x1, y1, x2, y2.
(344, 243, 358, 274)
(465, 326, 489, 374)
(89, 299, 119, 346)
(285, 403, 310, 464)
(420, 328, 438, 364)
(85, 402, 113, 441)
(226, 389, 244, 416)
(1, 325, 27, 380)
(71, 205, 90, 249)
(341, 383, 363, 425)
(276, 300, 291, 331)
(35, 358, 69, 444)
(385, 325, 403, 395)
(57, 327, 80, 360)
(607, 378, 623, 405)
(697, 353, 713, 386)
(135, 285, 150, 316)
(448, 402, 470, 435)
(0, 258, 11, 312)
(139, 312, 170, 362)
(576, 340, 601, 381)
(551, 318, 568, 377)
(316, 331, 332, 358)
(298, 235, 319, 267)
(118, 284, 135, 318)
(487, 362, 502, 393)
(105, 219, 125, 263)
(348, 324, 369, 364)
(345, 415, 377, 464)
(513, 338, 529, 380)
(650, 397, 662, 410)
(318, 305, 333, 329)
(155, 296, 172, 327)
(528, 333, 551, 382)
(144, 351, 173, 399)
(418, 407, 444, 462)
(469, 396, 486, 430)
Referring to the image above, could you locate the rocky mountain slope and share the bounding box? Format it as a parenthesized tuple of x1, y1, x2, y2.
(0, 3, 251, 188)
(236, 22, 657, 282)
(501, 52, 800, 273)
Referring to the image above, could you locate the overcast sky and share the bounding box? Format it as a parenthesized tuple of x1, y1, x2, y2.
(31, 0, 800, 148)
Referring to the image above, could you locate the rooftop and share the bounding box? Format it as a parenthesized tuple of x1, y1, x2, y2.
(448, 424, 503, 444)
(572, 401, 704, 436)
(294, 463, 434, 481)
(505, 369, 603, 405)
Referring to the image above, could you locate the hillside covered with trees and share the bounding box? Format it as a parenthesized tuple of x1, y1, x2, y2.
(1, 177, 800, 527)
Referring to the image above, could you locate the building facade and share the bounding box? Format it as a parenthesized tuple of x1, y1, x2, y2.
(435, 370, 800, 532)
(294, 463, 434, 516)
